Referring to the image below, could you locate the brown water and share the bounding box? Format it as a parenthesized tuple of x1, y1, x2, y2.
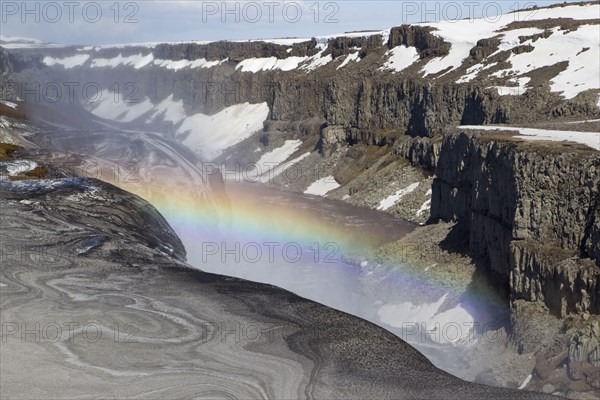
(223, 182, 417, 249)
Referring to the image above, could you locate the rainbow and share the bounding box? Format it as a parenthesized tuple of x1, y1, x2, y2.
(129, 181, 400, 255)
(108, 178, 506, 316)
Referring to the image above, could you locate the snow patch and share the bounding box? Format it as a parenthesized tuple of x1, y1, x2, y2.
(378, 294, 476, 344)
(236, 56, 307, 72)
(490, 27, 544, 56)
(0, 34, 44, 44)
(85, 90, 154, 123)
(377, 182, 420, 211)
(1, 160, 38, 177)
(457, 62, 498, 83)
(489, 77, 530, 96)
(304, 176, 340, 196)
(146, 95, 187, 125)
(518, 3, 600, 20)
(301, 50, 333, 71)
(380, 45, 419, 73)
(1, 100, 17, 109)
(337, 52, 361, 70)
(518, 374, 533, 390)
(43, 54, 90, 69)
(178, 102, 270, 160)
(154, 57, 226, 71)
(420, 3, 600, 79)
(491, 26, 600, 99)
(261, 152, 310, 183)
(550, 25, 600, 99)
(254, 140, 303, 177)
(0, 34, 63, 49)
(419, 19, 490, 77)
(255, 140, 302, 169)
(566, 119, 600, 124)
(91, 53, 154, 69)
(416, 199, 432, 217)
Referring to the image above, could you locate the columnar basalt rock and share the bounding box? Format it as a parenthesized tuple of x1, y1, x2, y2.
(430, 131, 600, 317)
(8, 16, 599, 138)
(387, 25, 452, 58)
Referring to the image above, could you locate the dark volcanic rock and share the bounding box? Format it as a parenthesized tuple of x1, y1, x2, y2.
(430, 131, 600, 317)
(388, 25, 452, 58)
(7, 12, 598, 138)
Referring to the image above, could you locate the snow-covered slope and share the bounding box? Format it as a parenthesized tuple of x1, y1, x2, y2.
(83, 91, 270, 160)
(0, 34, 64, 49)
(178, 103, 270, 160)
(304, 176, 341, 196)
(5, 2, 599, 161)
(28, 2, 598, 92)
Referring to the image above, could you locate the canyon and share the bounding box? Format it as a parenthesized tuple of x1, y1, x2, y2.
(1, 1, 599, 398)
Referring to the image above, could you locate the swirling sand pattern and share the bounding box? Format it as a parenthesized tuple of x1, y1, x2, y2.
(0, 180, 556, 399)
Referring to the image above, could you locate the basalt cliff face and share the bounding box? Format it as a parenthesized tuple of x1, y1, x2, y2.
(428, 131, 600, 391)
(432, 132, 599, 319)
(4, 4, 600, 140)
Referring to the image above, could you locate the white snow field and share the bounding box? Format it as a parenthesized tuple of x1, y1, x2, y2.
(253, 140, 304, 180)
(377, 182, 420, 211)
(380, 45, 420, 73)
(26, 2, 600, 161)
(489, 25, 600, 99)
(43, 55, 91, 69)
(84, 92, 270, 160)
(236, 56, 309, 72)
(418, 3, 599, 81)
(304, 176, 341, 196)
(178, 103, 270, 160)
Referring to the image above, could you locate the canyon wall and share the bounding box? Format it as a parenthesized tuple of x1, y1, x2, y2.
(430, 131, 599, 318)
(6, 17, 599, 139)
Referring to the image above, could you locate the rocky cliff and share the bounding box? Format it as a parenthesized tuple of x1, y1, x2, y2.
(424, 130, 600, 396)
(431, 131, 599, 316)
(4, 3, 599, 142)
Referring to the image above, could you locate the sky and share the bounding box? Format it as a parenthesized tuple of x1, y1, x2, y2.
(0, 0, 588, 45)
